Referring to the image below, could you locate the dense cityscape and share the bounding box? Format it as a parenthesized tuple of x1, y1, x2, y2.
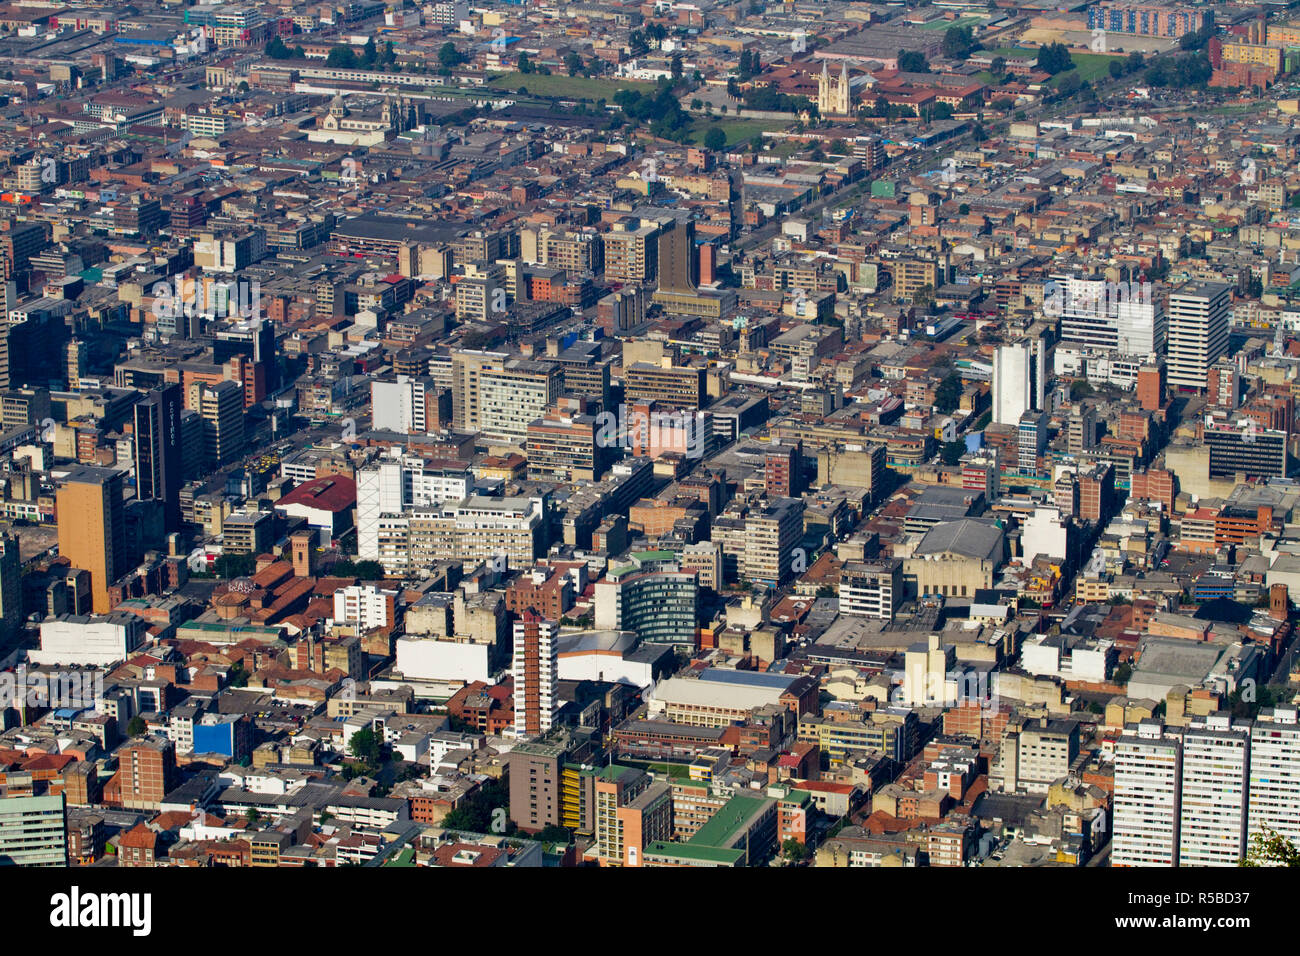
(0, 0, 1294, 896)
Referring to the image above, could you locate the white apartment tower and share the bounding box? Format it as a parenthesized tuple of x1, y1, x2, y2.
(992, 339, 1047, 426)
(1178, 713, 1250, 867)
(1166, 280, 1231, 391)
(1248, 706, 1300, 849)
(1113, 719, 1182, 867)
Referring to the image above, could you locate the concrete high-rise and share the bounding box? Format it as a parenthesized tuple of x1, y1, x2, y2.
(1166, 280, 1231, 391)
(656, 218, 698, 295)
(993, 339, 1046, 426)
(1179, 713, 1250, 867)
(194, 379, 245, 469)
(133, 382, 183, 537)
(451, 349, 508, 432)
(512, 609, 557, 739)
(1247, 706, 1300, 849)
(0, 530, 21, 649)
(56, 467, 126, 615)
(0, 794, 68, 866)
(1113, 719, 1182, 867)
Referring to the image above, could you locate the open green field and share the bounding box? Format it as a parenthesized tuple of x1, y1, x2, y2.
(922, 15, 982, 30)
(486, 71, 657, 99)
(683, 117, 788, 147)
(1051, 51, 1126, 86)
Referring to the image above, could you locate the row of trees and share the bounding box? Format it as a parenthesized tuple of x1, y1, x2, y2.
(325, 37, 398, 71)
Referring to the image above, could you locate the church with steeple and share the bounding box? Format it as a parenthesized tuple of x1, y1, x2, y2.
(817, 60, 852, 116)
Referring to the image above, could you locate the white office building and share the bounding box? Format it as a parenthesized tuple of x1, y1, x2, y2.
(1053, 275, 1166, 356)
(1178, 713, 1250, 867)
(1113, 719, 1182, 867)
(356, 456, 472, 562)
(1166, 281, 1231, 391)
(332, 584, 396, 632)
(371, 377, 436, 434)
(992, 339, 1047, 426)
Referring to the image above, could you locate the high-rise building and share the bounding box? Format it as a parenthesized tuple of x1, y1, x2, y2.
(1166, 281, 1231, 391)
(512, 609, 558, 739)
(656, 218, 698, 295)
(355, 458, 471, 565)
(478, 360, 563, 445)
(1017, 410, 1047, 474)
(370, 376, 442, 434)
(56, 466, 126, 615)
(0, 530, 21, 649)
(1248, 706, 1300, 849)
(744, 497, 805, 585)
(1136, 362, 1165, 411)
(451, 349, 509, 432)
(993, 339, 1046, 426)
(838, 559, 903, 620)
(1204, 420, 1287, 480)
(1054, 275, 1166, 356)
(1113, 719, 1182, 867)
(594, 765, 673, 867)
(0, 794, 68, 866)
(118, 736, 178, 811)
(1179, 713, 1250, 867)
(194, 379, 245, 469)
(133, 382, 182, 537)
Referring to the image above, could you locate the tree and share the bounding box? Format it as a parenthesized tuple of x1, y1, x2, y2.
(349, 727, 382, 770)
(1126, 51, 1145, 74)
(327, 45, 358, 69)
(703, 126, 727, 151)
(1036, 42, 1073, 76)
(940, 440, 966, 466)
(935, 371, 963, 413)
(518, 52, 533, 74)
(898, 50, 930, 73)
(565, 52, 583, 76)
(380, 41, 396, 69)
(1240, 829, 1300, 867)
(942, 25, 975, 61)
(958, 202, 970, 215)
(829, 139, 847, 155)
(810, 146, 826, 162)
(438, 42, 465, 70)
(360, 36, 378, 68)
(353, 560, 385, 580)
(537, 825, 573, 844)
(990, 56, 1006, 78)
(266, 36, 294, 60)
(782, 838, 810, 862)
(671, 54, 683, 82)
(213, 552, 256, 579)
(127, 716, 147, 737)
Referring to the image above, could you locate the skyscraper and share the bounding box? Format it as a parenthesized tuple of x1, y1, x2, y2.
(512, 608, 557, 739)
(1179, 713, 1250, 867)
(656, 218, 698, 295)
(1166, 280, 1231, 391)
(194, 379, 245, 469)
(1113, 719, 1182, 867)
(992, 339, 1047, 426)
(1248, 706, 1300, 849)
(56, 467, 126, 615)
(133, 383, 182, 537)
(0, 530, 20, 650)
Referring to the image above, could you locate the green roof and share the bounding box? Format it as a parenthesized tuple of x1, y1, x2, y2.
(644, 841, 744, 865)
(688, 794, 771, 848)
